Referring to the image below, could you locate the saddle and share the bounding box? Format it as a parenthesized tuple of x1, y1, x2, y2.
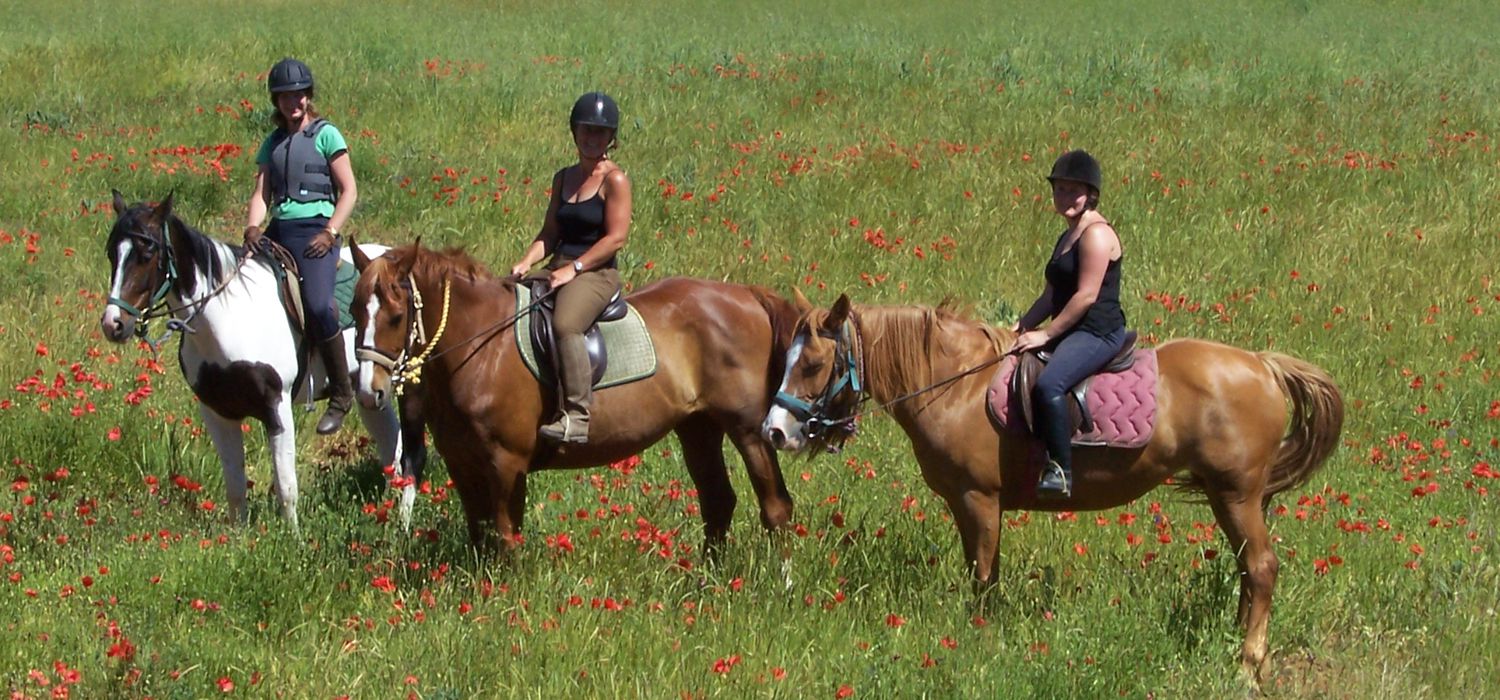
(261, 241, 357, 337)
(263, 241, 309, 335)
(522, 279, 630, 386)
(1011, 330, 1138, 437)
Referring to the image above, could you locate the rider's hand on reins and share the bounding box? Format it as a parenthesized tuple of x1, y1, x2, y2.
(242, 225, 265, 258)
(305, 227, 337, 258)
(1010, 329, 1051, 355)
(548, 265, 577, 288)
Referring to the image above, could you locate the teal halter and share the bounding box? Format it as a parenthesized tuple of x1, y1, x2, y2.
(772, 318, 864, 450)
(108, 225, 181, 340)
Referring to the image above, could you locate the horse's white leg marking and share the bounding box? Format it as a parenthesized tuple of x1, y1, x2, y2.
(198, 404, 247, 522)
(265, 396, 299, 531)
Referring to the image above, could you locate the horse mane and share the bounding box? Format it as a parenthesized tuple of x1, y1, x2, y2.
(165, 214, 232, 296)
(746, 285, 801, 398)
(834, 300, 1009, 401)
(379, 242, 500, 288)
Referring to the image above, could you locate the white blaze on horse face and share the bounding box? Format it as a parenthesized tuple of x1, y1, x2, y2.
(762, 334, 807, 451)
(100, 239, 135, 333)
(355, 293, 384, 403)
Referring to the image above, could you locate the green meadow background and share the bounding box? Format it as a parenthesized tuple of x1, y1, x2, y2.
(2, 0, 1498, 697)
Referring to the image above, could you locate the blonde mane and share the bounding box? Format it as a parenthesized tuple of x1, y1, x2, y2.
(809, 301, 1010, 402)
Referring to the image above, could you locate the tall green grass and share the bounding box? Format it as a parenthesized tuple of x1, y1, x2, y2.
(1, 0, 1498, 697)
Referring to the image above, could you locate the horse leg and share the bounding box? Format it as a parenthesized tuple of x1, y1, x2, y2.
(492, 457, 529, 552)
(935, 485, 1002, 586)
(725, 424, 794, 531)
(265, 399, 299, 531)
(961, 489, 1003, 585)
(198, 405, 247, 522)
(675, 416, 737, 560)
(1205, 485, 1278, 683)
(359, 391, 417, 529)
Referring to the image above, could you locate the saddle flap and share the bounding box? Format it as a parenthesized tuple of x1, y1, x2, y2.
(263, 241, 306, 335)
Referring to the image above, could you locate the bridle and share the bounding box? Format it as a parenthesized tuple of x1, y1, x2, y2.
(108, 225, 180, 336)
(354, 274, 552, 397)
(107, 218, 246, 353)
(771, 309, 1008, 451)
(772, 317, 866, 449)
(354, 273, 451, 396)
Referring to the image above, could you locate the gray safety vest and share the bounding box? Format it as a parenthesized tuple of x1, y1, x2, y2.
(267, 119, 336, 205)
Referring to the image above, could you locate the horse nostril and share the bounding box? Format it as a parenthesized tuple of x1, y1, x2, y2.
(768, 428, 786, 449)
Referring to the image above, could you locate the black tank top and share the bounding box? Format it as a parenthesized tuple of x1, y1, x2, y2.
(1044, 238, 1126, 337)
(554, 169, 615, 267)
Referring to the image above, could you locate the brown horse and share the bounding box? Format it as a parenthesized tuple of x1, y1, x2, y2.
(761, 293, 1343, 682)
(349, 242, 798, 553)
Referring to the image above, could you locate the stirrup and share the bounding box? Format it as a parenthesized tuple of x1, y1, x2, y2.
(539, 413, 589, 445)
(1036, 461, 1071, 500)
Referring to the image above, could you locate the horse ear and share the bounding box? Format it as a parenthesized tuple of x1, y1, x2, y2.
(147, 192, 175, 226)
(111, 190, 128, 219)
(350, 235, 371, 272)
(412, 234, 423, 252)
(826, 294, 852, 330)
(791, 286, 813, 313)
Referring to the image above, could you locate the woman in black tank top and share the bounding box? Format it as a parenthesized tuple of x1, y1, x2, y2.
(509, 92, 634, 445)
(1010, 150, 1127, 500)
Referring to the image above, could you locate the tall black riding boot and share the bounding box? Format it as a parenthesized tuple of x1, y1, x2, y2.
(1035, 392, 1075, 499)
(316, 333, 355, 435)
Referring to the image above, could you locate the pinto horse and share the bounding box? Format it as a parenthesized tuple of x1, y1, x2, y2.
(349, 242, 797, 551)
(761, 294, 1343, 681)
(99, 192, 404, 528)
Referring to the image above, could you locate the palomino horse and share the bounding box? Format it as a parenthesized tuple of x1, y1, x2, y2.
(761, 294, 1343, 681)
(349, 242, 797, 551)
(99, 192, 405, 528)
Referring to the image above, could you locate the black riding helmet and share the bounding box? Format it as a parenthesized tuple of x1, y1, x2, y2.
(1046, 149, 1102, 193)
(268, 58, 315, 94)
(569, 91, 620, 132)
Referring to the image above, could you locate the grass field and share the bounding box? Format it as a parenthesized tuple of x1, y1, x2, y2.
(2, 0, 1499, 697)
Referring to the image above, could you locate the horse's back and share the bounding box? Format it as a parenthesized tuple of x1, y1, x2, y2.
(1153, 338, 1291, 463)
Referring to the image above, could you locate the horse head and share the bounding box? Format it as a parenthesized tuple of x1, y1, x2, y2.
(762, 292, 863, 453)
(101, 190, 181, 343)
(351, 237, 421, 410)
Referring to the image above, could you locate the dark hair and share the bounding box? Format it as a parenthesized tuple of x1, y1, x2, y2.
(1085, 190, 1100, 211)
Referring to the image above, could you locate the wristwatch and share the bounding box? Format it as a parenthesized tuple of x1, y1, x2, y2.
(572, 260, 584, 273)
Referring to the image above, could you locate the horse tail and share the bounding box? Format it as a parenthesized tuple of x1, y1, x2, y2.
(1259, 352, 1345, 499)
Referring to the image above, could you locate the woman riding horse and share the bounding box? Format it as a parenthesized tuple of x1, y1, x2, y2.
(242, 57, 359, 435)
(509, 92, 632, 445)
(1011, 150, 1126, 499)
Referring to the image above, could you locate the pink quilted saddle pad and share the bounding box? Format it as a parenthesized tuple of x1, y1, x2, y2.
(986, 348, 1158, 449)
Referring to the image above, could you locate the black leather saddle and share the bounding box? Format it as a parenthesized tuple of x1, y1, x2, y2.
(524, 279, 629, 386)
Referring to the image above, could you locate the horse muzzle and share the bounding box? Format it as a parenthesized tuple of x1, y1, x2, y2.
(761, 406, 807, 452)
(100, 306, 135, 343)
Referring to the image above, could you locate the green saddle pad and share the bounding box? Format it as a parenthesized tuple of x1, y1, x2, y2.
(515, 284, 658, 390)
(333, 261, 357, 331)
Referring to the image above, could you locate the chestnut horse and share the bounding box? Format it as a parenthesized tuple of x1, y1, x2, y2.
(761, 294, 1343, 681)
(349, 242, 797, 552)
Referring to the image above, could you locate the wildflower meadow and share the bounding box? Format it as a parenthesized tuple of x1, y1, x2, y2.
(1, 1, 1497, 697)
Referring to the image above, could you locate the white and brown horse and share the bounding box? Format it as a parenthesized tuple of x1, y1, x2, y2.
(100, 192, 406, 528)
(762, 293, 1343, 681)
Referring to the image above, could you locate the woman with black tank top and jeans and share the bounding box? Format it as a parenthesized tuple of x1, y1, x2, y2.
(1010, 150, 1126, 499)
(509, 92, 633, 445)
